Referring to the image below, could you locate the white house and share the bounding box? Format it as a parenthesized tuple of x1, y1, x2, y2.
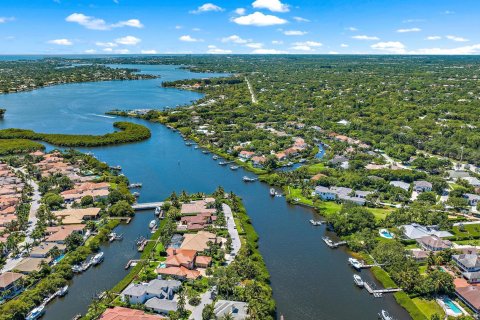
(413, 180, 432, 192)
(121, 279, 181, 305)
(315, 186, 336, 200)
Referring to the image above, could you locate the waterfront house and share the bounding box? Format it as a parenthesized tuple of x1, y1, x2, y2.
(53, 207, 101, 225)
(416, 235, 452, 251)
(30, 242, 65, 258)
(413, 180, 432, 192)
(275, 152, 287, 161)
(401, 223, 453, 239)
(145, 297, 178, 315)
(315, 186, 336, 200)
(99, 307, 164, 320)
(251, 156, 267, 168)
(165, 248, 197, 269)
(0, 272, 23, 298)
(314, 186, 370, 205)
(44, 224, 85, 244)
(456, 286, 480, 315)
(180, 199, 216, 215)
(214, 300, 249, 320)
(156, 266, 201, 280)
(238, 151, 255, 161)
(121, 279, 181, 304)
(389, 181, 411, 192)
(14, 257, 51, 274)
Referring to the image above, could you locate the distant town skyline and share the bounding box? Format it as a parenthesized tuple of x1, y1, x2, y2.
(1, 0, 480, 55)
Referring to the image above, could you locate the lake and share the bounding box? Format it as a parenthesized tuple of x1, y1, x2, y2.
(0, 63, 411, 320)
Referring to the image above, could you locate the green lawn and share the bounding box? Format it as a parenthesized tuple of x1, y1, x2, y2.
(285, 187, 314, 206)
(452, 224, 480, 237)
(412, 297, 445, 319)
(368, 207, 393, 221)
(315, 201, 342, 216)
(306, 163, 325, 175)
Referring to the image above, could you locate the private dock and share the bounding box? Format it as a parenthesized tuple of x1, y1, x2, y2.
(132, 202, 164, 211)
(322, 236, 347, 248)
(364, 282, 402, 296)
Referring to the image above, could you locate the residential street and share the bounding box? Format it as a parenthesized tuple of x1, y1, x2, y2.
(1, 169, 40, 273)
(188, 203, 240, 320)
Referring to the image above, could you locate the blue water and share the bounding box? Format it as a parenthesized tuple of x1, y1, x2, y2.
(315, 144, 326, 159)
(0, 62, 411, 320)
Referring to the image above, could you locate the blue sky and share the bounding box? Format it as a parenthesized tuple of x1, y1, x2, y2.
(1, 0, 480, 54)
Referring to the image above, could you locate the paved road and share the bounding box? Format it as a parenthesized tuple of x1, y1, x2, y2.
(189, 204, 241, 320)
(1, 170, 41, 272)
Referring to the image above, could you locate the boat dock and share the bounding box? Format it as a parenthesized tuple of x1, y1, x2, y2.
(322, 236, 347, 248)
(132, 202, 164, 211)
(364, 282, 402, 296)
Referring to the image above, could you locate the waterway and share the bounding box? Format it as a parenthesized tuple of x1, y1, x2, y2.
(0, 62, 411, 320)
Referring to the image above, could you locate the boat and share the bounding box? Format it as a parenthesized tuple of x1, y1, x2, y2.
(270, 188, 276, 196)
(322, 236, 336, 248)
(72, 264, 82, 273)
(109, 165, 122, 171)
(348, 257, 363, 270)
(155, 206, 161, 215)
(149, 219, 157, 229)
(309, 219, 322, 226)
(230, 165, 239, 170)
(132, 191, 140, 197)
(57, 285, 69, 297)
(91, 252, 104, 266)
(72, 314, 82, 320)
(219, 161, 227, 166)
(108, 232, 117, 242)
(81, 261, 91, 271)
(353, 274, 364, 287)
(128, 183, 142, 188)
(194, 146, 199, 149)
(26, 305, 45, 320)
(202, 150, 209, 154)
(243, 176, 257, 182)
(378, 310, 394, 320)
(185, 141, 193, 146)
(212, 155, 219, 160)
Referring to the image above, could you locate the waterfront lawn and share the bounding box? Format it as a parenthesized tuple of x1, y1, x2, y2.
(315, 201, 342, 216)
(368, 207, 393, 221)
(412, 297, 445, 319)
(285, 187, 314, 206)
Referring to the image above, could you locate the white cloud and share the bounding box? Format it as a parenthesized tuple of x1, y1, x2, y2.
(207, 45, 232, 54)
(272, 40, 283, 45)
(446, 35, 469, 42)
(0, 17, 15, 24)
(352, 35, 379, 40)
(141, 50, 158, 54)
(222, 35, 249, 44)
(397, 27, 421, 33)
(347, 27, 358, 31)
(84, 49, 96, 54)
(232, 12, 287, 26)
(412, 44, 480, 55)
(245, 42, 264, 49)
(371, 41, 406, 54)
(294, 41, 322, 47)
(284, 30, 307, 36)
(235, 8, 246, 15)
(115, 35, 141, 45)
(291, 45, 314, 51)
(340, 43, 349, 48)
(115, 49, 130, 54)
(66, 13, 143, 30)
(48, 38, 73, 46)
(252, 0, 290, 13)
(252, 48, 288, 54)
(179, 35, 203, 42)
(190, 3, 224, 14)
(293, 16, 310, 23)
(103, 48, 113, 52)
(95, 41, 118, 48)
(426, 36, 441, 40)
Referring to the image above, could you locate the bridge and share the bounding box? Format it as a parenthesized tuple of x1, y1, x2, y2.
(132, 202, 164, 211)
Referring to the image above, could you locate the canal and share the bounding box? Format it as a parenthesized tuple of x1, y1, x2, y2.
(0, 63, 411, 320)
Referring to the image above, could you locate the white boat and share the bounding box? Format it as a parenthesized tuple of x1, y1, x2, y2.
(149, 219, 157, 229)
(132, 192, 140, 197)
(353, 274, 364, 287)
(243, 176, 256, 182)
(57, 285, 68, 297)
(309, 219, 322, 226)
(230, 165, 239, 170)
(348, 257, 363, 270)
(128, 183, 142, 188)
(91, 252, 104, 266)
(379, 310, 394, 320)
(322, 236, 336, 248)
(212, 155, 219, 160)
(26, 305, 45, 320)
(154, 206, 161, 215)
(72, 265, 82, 273)
(270, 188, 276, 196)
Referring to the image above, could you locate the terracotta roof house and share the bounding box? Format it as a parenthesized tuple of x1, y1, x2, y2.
(409, 249, 429, 262)
(456, 286, 480, 315)
(251, 156, 267, 168)
(165, 248, 197, 269)
(180, 200, 216, 215)
(195, 255, 212, 268)
(238, 151, 255, 160)
(417, 236, 452, 251)
(155, 266, 201, 280)
(53, 207, 101, 224)
(14, 257, 51, 274)
(30, 242, 65, 258)
(0, 272, 23, 296)
(180, 231, 218, 252)
(99, 307, 164, 320)
(45, 224, 85, 243)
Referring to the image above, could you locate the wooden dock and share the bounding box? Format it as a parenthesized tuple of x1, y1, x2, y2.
(364, 282, 402, 296)
(132, 202, 164, 211)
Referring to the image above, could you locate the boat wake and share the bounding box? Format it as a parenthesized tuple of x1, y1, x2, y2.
(88, 113, 116, 119)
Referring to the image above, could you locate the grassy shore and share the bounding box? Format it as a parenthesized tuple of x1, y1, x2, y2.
(0, 122, 151, 147)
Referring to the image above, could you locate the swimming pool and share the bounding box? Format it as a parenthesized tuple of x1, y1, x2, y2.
(443, 297, 462, 315)
(379, 229, 394, 239)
